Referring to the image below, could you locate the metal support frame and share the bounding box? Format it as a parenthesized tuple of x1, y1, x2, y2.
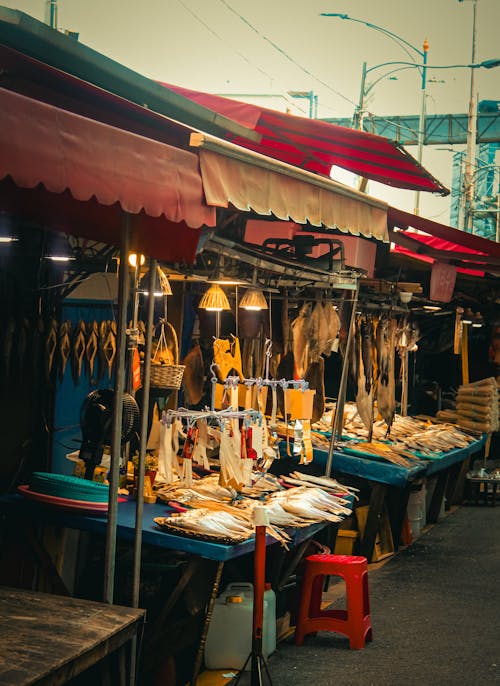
(104, 213, 131, 605)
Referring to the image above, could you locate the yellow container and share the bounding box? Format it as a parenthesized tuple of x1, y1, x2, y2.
(283, 389, 316, 420)
(334, 529, 358, 555)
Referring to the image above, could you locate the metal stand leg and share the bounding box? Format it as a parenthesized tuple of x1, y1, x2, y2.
(233, 526, 273, 686)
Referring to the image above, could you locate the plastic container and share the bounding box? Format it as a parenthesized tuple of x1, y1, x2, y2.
(204, 582, 276, 670)
(407, 481, 427, 539)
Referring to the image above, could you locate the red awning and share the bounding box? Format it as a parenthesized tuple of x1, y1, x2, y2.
(388, 206, 500, 276)
(0, 86, 215, 263)
(162, 83, 449, 196)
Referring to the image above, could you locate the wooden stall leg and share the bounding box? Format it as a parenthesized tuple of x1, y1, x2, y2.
(358, 484, 387, 562)
(427, 471, 448, 523)
(386, 485, 410, 551)
(447, 458, 471, 506)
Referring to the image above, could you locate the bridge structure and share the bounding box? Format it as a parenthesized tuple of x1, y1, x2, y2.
(322, 102, 500, 239)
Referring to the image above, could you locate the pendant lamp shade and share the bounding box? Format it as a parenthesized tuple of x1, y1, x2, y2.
(239, 287, 268, 311)
(199, 284, 231, 311)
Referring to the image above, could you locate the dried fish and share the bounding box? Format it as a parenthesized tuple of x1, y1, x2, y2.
(85, 321, 99, 381)
(102, 321, 117, 380)
(323, 302, 341, 354)
(304, 357, 325, 424)
(181, 343, 204, 406)
(291, 303, 312, 378)
(355, 318, 374, 440)
(71, 320, 86, 385)
(45, 318, 58, 380)
(58, 321, 72, 382)
(376, 317, 396, 433)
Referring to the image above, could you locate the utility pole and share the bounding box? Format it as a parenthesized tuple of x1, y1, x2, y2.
(459, 0, 479, 232)
(353, 62, 367, 130)
(414, 38, 429, 215)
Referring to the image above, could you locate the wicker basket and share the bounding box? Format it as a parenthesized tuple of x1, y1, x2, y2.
(143, 320, 185, 390)
(148, 363, 185, 390)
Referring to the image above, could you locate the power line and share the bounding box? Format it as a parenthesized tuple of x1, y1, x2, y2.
(175, 0, 276, 83)
(217, 0, 357, 109)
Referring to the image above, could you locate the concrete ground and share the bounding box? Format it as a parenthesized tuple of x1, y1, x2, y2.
(227, 503, 500, 686)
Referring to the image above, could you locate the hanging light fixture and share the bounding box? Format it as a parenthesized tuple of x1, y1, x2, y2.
(239, 287, 269, 311)
(239, 268, 268, 311)
(199, 284, 231, 311)
(138, 265, 172, 297)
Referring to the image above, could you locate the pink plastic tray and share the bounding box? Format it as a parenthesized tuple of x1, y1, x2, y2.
(18, 484, 112, 515)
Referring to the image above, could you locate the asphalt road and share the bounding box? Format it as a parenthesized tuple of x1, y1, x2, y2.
(233, 503, 500, 686)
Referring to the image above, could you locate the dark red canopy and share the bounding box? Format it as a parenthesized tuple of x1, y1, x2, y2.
(163, 83, 449, 196)
(388, 206, 500, 276)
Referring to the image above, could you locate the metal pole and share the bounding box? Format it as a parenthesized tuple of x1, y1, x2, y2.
(104, 213, 131, 604)
(129, 258, 155, 686)
(325, 283, 359, 478)
(414, 39, 429, 215)
(353, 62, 367, 130)
(132, 258, 156, 607)
(460, 0, 478, 232)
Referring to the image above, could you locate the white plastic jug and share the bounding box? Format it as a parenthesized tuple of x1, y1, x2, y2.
(204, 582, 276, 670)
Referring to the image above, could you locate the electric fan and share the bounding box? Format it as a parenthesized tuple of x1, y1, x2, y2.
(78, 389, 140, 480)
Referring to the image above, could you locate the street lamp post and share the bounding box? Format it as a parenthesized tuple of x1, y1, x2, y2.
(458, 0, 478, 232)
(321, 13, 429, 213)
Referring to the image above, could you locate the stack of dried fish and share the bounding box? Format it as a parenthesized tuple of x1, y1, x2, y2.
(454, 378, 499, 434)
(154, 506, 254, 543)
(341, 440, 420, 468)
(267, 486, 348, 523)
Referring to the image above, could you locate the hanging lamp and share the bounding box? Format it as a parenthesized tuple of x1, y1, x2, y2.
(199, 284, 231, 311)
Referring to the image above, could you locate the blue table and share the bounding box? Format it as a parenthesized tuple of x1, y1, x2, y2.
(276, 436, 485, 561)
(0, 493, 337, 686)
(422, 436, 485, 522)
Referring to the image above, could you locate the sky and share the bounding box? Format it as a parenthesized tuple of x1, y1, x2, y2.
(4, 0, 500, 223)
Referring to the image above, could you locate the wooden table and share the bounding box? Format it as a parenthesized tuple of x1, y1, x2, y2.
(0, 586, 145, 686)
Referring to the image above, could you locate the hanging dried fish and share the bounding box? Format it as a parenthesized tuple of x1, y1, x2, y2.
(71, 320, 87, 385)
(102, 320, 117, 381)
(304, 356, 325, 424)
(58, 320, 72, 382)
(45, 318, 58, 381)
(97, 320, 108, 381)
(85, 321, 99, 382)
(376, 317, 397, 433)
(361, 316, 375, 394)
(323, 303, 340, 355)
(355, 318, 374, 440)
(291, 302, 312, 378)
(181, 343, 204, 406)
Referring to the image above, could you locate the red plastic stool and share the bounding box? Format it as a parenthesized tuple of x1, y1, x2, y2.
(295, 554, 373, 649)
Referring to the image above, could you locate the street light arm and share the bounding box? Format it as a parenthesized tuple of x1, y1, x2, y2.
(364, 66, 422, 97)
(320, 12, 424, 62)
(368, 59, 500, 71)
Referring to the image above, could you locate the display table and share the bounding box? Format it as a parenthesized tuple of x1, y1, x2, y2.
(276, 436, 485, 562)
(0, 494, 340, 686)
(422, 436, 486, 522)
(0, 585, 145, 686)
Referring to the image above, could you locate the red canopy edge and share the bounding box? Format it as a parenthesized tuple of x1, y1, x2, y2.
(0, 87, 215, 261)
(392, 245, 486, 277)
(162, 83, 449, 196)
(388, 206, 500, 260)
